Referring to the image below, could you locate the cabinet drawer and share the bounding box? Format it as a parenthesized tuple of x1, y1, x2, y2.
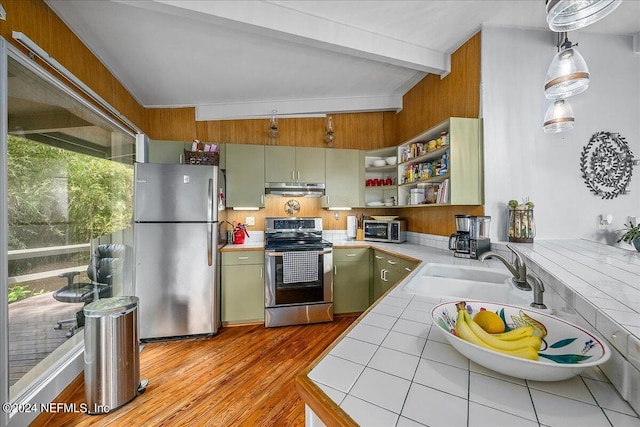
(382, 253, 418, 273)
(222, 251, 264, 266)
(334, 248, 369, 263)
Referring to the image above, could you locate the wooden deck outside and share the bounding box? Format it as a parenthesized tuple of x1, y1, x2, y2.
(8, 292, 84, 386)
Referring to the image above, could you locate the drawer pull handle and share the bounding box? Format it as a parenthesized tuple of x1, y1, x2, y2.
(238, 256, 249, 260)
(405, 267, 412, 272)
(346, 253, 356, 257)
(375, 255, 383, 260)
(387, 260, 397, 265)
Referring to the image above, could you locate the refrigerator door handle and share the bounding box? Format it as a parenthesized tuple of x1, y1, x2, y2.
(208, 178, 213, 223)
(207, 178, 214, 266)
(207, 223, 213, 266)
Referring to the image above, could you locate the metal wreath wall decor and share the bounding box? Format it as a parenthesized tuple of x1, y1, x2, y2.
(580, 131, 634, 199)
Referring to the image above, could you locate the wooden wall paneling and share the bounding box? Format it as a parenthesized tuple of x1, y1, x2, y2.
(396, 32, 481, 143)
(382, 111, 397, 146)
(196, 120, 223, 143)
(146, 107, 197, 141)
(113, 83, 147, 133)
(397, 205, 484, 235)
(221, 119, 270, 145)
(332, 112, 385, 150)
(290, 116, 325, 147)
(0, 1, 50, 57)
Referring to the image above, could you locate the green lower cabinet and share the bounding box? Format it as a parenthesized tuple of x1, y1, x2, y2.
(372, 253, 386, 303)
(372, 250, 418, 302)
(333, 252, 371, 314)
(221, 252, 264, 324)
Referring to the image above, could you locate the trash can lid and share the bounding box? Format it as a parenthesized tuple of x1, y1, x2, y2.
(84, 296, 139, 316)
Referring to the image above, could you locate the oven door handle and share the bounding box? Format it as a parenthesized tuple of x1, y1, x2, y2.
(265, 250, 332, 257)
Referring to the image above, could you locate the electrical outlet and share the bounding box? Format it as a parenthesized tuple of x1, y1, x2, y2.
(599, 214, 613, 230)
(245, 216, 255, 226)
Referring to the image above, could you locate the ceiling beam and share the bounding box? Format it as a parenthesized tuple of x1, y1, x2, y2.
(195, 95, 403, 121)
(116, 0, 450, 75)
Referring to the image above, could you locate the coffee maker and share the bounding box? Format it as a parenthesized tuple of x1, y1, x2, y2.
(449, 215, 491, 259)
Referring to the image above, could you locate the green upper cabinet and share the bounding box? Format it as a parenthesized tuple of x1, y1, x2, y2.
(322, 149, 363, 208)
(148, 140, 190, 164)
(226, 144, 265, 208)
(265, 146, 325, 183)
(217, 143, 226, 169)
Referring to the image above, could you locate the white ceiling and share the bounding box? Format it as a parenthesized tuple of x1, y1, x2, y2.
(45, 0, 640, 120)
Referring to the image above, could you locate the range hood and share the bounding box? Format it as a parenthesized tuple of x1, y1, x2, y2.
(265, 182, 325, 197)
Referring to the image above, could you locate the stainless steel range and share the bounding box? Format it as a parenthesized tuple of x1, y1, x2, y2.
(264, 217, 333, 327)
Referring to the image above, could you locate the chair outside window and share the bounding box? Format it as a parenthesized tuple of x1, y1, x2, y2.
(53, 243, 127, 337)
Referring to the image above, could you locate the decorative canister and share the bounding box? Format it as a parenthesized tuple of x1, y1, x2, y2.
(508, 207, 535, 243)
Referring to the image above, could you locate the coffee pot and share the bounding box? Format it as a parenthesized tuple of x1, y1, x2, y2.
(449, 215, 491, 259)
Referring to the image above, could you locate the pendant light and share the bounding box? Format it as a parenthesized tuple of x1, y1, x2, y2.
(544, 34, 589, 99)
(546, 0, 621, 32)
(543, 99, 575, 133)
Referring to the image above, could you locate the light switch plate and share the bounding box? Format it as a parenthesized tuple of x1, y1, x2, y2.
(245, 216, 255, 226)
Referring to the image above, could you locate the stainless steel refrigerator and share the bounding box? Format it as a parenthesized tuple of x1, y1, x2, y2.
(133, 163, 220, 341)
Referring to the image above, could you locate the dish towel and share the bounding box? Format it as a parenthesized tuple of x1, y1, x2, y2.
(283, 251, 319, 284)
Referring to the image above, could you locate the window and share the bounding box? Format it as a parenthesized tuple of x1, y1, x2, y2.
(2, 41, 136, 411)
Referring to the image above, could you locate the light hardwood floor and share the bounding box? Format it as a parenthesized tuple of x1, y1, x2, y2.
(32, 315, 357, 426)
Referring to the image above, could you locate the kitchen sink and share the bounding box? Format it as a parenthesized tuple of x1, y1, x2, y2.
(401, 263, 532, 306)
(420, 263, 512, 284)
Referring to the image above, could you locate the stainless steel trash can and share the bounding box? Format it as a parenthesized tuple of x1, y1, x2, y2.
(84, 296, 142, 415)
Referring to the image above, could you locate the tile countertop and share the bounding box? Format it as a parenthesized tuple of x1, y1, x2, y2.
(300, 239, 640, 427)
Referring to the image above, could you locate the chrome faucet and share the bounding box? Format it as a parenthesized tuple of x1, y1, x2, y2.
(527, 274, 547, 310)
(478, 245, 547, 309)
(478, 245, 529, 290)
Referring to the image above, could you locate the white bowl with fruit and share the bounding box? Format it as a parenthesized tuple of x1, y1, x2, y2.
(431, 300, 610, 381)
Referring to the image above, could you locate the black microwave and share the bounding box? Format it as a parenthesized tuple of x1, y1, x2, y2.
(363, 220, 407, 243)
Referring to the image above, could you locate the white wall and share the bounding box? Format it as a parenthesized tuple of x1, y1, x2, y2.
(481, 26, 640, 247)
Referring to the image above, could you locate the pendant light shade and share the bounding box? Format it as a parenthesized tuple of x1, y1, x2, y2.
(544, 38, 589, 99)
(543, 99, 575, 133)
(546, 0, 621, 32)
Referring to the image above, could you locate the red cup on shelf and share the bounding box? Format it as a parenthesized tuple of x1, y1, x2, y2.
(366, 179, 373, 187)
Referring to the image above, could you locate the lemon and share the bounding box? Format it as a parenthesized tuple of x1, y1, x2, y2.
(473, 310, 505, 334)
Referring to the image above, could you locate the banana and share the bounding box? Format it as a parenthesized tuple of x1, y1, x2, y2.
(463, 309, 542, 351)
(455, 307, 487, 347)
(490, 325, 534, 341)
(453, 302, 539, 361)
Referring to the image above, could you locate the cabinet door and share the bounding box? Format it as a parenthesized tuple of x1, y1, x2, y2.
(372, 252, 386, 302)
(384, 268, 404, 294)
(265, 146, 296, 182)
(221, 264, 264, 323)
(148, 140, 189, 164)
(226, 144, 265, 207)
(323, 149, 362, 208)
(296, 147, 326, 182)
(333, 248, 370, 314)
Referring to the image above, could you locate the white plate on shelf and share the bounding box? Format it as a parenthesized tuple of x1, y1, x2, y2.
(370, 215, 399, 220)
(366, 202, 384, 207)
